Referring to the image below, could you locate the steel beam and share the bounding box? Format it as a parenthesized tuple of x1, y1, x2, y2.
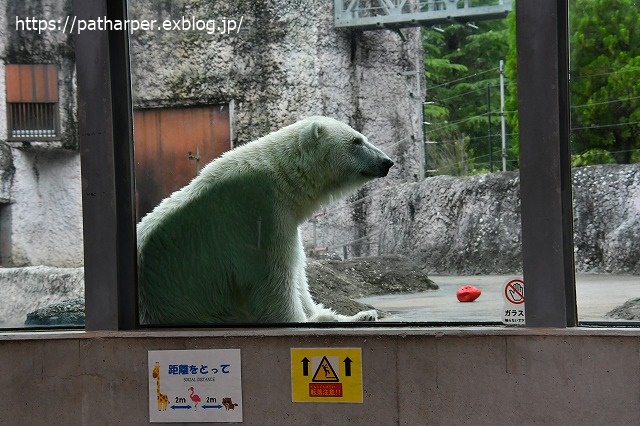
(516, 0, 577, 327)
(335, 0, 512, 30)
(74, 0, 138, 330)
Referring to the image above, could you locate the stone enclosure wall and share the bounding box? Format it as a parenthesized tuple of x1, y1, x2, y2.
(0, 0, 82, 267)
(0, 0, 424, 267)
(128, 0, 425, 256)
(128, 0, 424, 170)
(0, 0, 638, 278)
(333, 163, 639, 275)
(2, 164, 639, 325)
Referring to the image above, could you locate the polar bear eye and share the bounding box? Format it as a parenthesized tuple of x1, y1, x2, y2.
(351, 137, 363, 146)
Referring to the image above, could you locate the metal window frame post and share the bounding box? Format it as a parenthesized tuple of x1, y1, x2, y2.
(516, 0, 577, 327)
(74, 0, 138, 330)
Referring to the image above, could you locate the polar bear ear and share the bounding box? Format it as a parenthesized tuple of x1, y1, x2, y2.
(309, 121, 324, 141)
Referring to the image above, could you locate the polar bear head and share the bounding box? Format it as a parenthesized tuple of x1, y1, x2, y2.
(288, 116, 394, 211)
(299, 116, 393, 178)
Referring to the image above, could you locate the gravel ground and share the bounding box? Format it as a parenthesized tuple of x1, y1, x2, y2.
(308, 254, 438, 318)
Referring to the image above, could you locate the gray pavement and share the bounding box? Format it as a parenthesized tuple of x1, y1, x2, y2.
(358, 274, 640, 323)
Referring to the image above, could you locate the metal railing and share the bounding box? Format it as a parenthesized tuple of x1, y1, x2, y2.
(334, 0, 512, 29)
(7, 102, 59, 141)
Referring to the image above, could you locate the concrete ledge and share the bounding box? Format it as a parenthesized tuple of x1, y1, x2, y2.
(1, 327, 639, 424)
(3, 325, 640, 340)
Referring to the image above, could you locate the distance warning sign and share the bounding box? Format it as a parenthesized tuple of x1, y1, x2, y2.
(502, 278, 525, 325)
(148, 349, 242, 423)
(291, 348, 363, 403)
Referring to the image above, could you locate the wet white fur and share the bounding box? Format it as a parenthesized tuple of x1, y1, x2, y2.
(137, 116, 392, 324)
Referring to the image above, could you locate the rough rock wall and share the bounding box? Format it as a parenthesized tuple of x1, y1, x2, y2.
(128, 0, 424, 250)
(3, 149, 83, 267)
(0, 266, 84, 327)
(377, 171, 522, 274)
(0, 148, 83, 268)
(364, 164, 640, 275)
(0, 142, 12, 203)
(573, 165, 640, 273)
(129, 0, 423, 154)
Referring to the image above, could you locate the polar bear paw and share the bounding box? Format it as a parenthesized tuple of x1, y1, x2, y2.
(348, 309, 378, 322)
(307, 307, 378, 322)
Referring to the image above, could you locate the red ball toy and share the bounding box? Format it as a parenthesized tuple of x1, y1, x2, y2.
(456, 285, 481, 302)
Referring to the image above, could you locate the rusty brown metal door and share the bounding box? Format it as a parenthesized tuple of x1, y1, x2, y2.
(133, 104, 231, 220)
(5, 64, 58, 103)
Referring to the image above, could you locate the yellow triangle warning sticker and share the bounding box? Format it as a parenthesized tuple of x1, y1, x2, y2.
(291, 348, 363, 403)
(312, 356, 339, 382)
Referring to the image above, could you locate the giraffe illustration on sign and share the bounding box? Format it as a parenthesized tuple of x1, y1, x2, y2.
(152, 362, 169, 411)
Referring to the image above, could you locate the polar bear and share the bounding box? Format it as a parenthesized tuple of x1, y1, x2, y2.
(137, 116, 393, 325)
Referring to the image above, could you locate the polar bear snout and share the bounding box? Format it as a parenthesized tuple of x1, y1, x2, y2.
(360, 155, 393, 178)
(370, 140, 394, 177)
(379, 158, 394, 177)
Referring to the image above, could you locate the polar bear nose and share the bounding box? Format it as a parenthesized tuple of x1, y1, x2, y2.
(382, 158, 394, 170)
(380, 158, 394, 176)
(370, 158, 393, 178)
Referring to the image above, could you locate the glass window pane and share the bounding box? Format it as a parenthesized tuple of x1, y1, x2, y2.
(129, 1, 519, 325)
(366, 8, 520, 323)
(569, 0, 640, 323)
(1, 5, 83, 329)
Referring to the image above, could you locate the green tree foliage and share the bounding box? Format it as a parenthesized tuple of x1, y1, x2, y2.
(571, 148, 616, 167)
(423, 18, 511, 176)
(504, 7, 518, 157)
(570, 0, 640, 164)
(505, 0, 640, 165)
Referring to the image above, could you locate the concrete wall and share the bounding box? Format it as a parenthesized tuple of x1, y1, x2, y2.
(1, 0, 78, 149)
(0, 0, 82, 267)
(128, 0, 425, 259)
(0, 328, 638, 424)
(1, 0, 424, 266)
(1, 150, 83, 267)
(0, 141, 83, 269)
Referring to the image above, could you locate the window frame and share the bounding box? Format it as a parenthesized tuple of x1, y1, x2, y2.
(75, 0, 137, 330)
(76, 0, 579, 331)
(516, 0, 577, 327)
